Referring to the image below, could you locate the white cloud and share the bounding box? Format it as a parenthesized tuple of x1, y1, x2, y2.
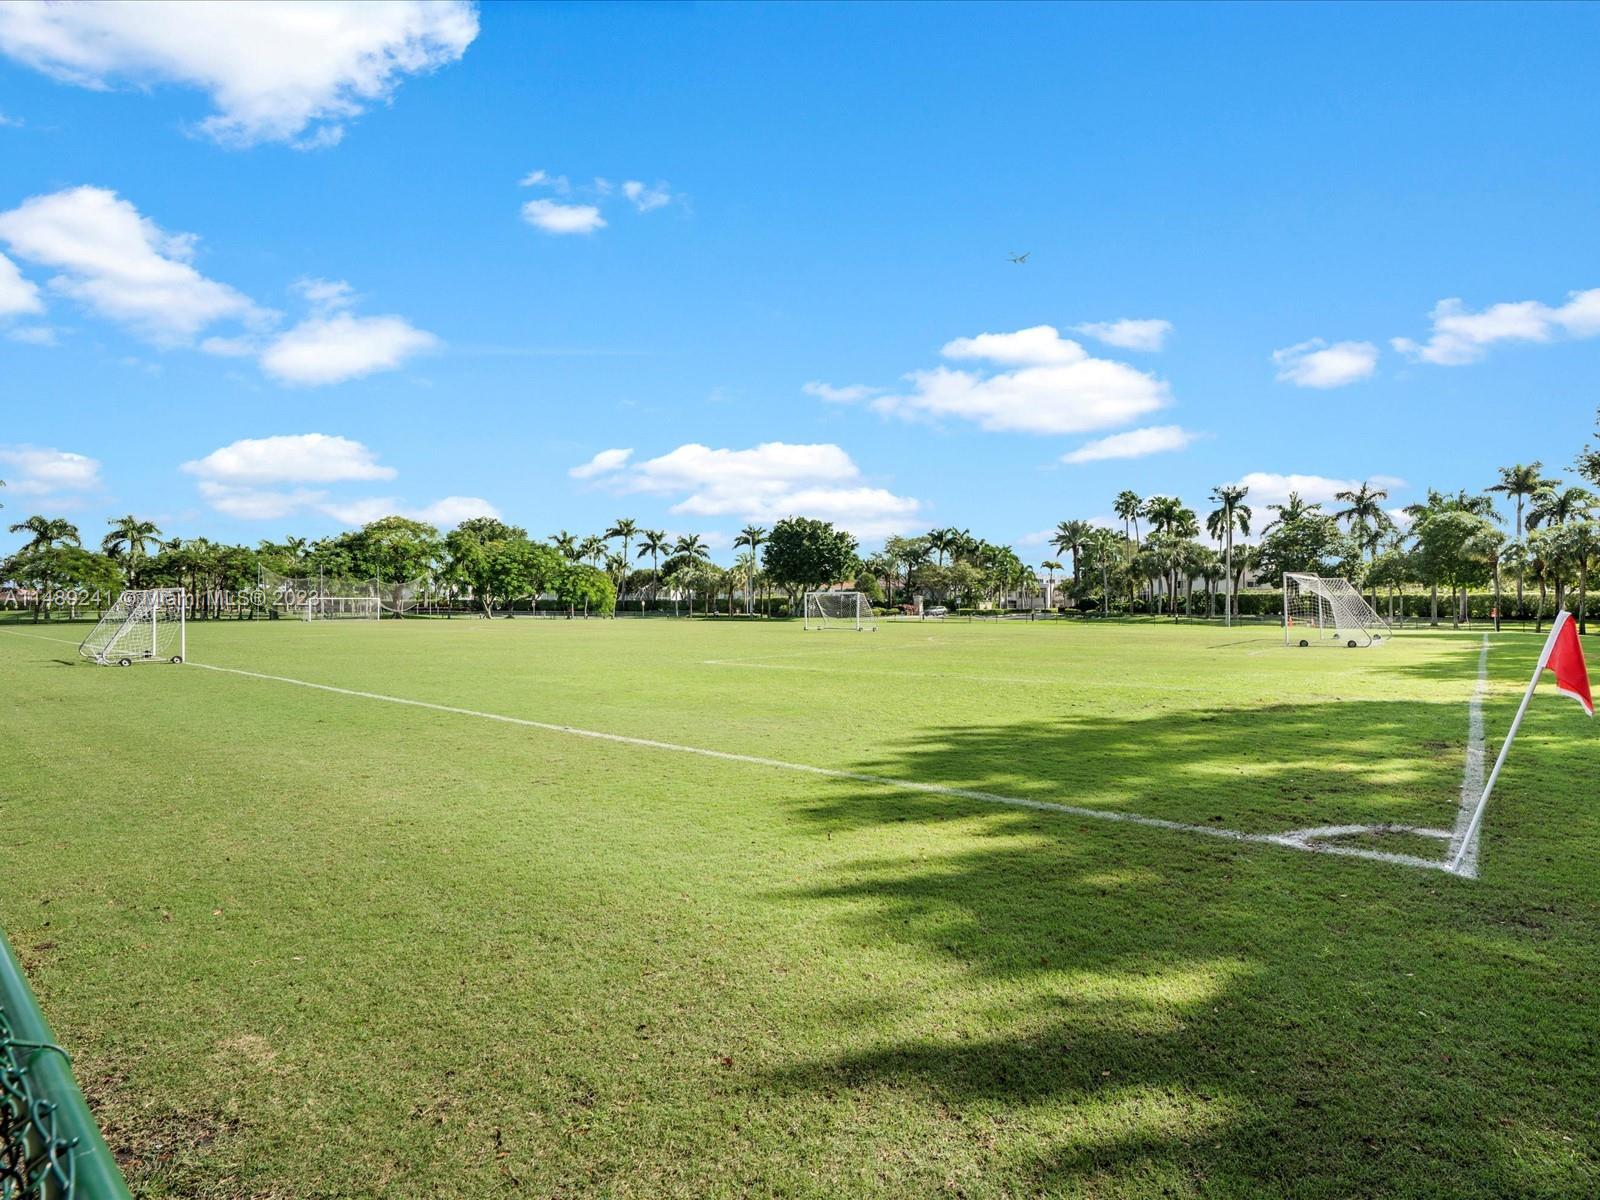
(1061, 425, 1200, 464)
(941, 324, 1084, 366)
(569, 448, 634, 479)
(0, 110, 21, 127)
(319, 494, 500, 526)
(802, 381, 882, 404)
(0, 251, 42, 316)
(621, 180, 672, 213)
(0, 444, 103, 496)
(294, 277, 355, 311)
(1272, 338, 1379, 388)
(196, 480, 327, 521)
(521, 199, 606, 235)
(0, 1, 478, 147)
(1392, 289, 1600, 366)
(519, 169, 570, 192)
(582, 441, 921, 538)
(1230, 472, 1407, 508)
(860, 325, 1170, 436)
(5, 324, 56, 345)
(1072, 318, 1172, 352)
(182, 434, 396, 484)
(0, 186, 264, 341)
(258, 312, 437, 385)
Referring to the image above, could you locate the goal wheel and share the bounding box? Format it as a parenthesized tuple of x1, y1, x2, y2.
(117, 657, 132, 667)
(170, 656, 184, 664)
(1346, 640, 1358, 648)
(1298, 639, 1309, 648)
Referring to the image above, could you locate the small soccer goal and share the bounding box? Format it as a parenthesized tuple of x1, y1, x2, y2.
(303, 594, 381, 621)
(78, 587, 186, 666)
(1283, 573, 1389, 648)
(803, 590, 875, 632)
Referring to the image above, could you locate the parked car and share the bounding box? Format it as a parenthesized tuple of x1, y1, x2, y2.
(924, 605, 948, 619)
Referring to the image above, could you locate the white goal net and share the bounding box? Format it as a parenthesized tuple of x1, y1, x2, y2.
(78, 587, 187, 666)
(804, 590, 875, 632)
(303, 594, 381, 621)
(1283, 573, 1389, 648)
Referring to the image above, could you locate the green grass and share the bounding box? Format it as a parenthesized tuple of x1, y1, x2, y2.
(2, 616, 1598, 1198)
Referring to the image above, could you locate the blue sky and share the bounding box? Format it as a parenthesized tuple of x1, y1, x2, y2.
(2, 1, 1598, 562)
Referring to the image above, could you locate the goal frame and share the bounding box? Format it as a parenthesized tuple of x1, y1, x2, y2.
(1283, 573, 1389, 648)
(78, 587, 187, 666)
(803, 590, 876, 632)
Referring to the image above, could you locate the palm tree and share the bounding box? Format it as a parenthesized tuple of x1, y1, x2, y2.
(1261, 491, 1320, 534)
(605, 518, 640, 608)
(1040, 559, 1062, 606)
(636, 528, 669, 610)
(550, 531, 579, 561)
(1113, 490, 1143, 545)
(1142, 497, 1191, 613)
(102, 514, 163, 583)
(733, 524, 767, 615)
(578, 534, 606, 567)
(672, 535, 709, 616)
(1332, 481, 1393, 612)
(1490, 462, 1558, 617)
(926, 527, 959, 567)
(1206, 483, 1251, 624)
(1528, 485, 1596, 531)
(8, 515, 80, 551)
(1051, 520, 1092, 591)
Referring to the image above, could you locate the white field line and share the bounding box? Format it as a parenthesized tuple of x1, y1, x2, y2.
(1444, 636, 1491, 878)
(0, 628, 82, 647)
(185, 659, 1460, 875)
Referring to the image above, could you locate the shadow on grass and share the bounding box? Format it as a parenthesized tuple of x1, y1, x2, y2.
(750, 698, 1600, 1197)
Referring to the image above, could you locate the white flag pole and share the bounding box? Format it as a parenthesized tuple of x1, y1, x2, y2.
(1449, 611, 1569, 873)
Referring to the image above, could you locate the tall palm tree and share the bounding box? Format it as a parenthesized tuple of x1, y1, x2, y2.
(1113, 490, 1143, 545)
(1332, 481, 1393, 612)
(1207, 483, 1251, 624)
(1051, 520, 1092, 591)
(8, 515, 80, 551)
(1261, 491, 1319, 534)
(1490, 462, 1557, 616)
(550, 531, 579, 561)
(925, 527, 960, 567)
(636, 528, 669, 610)
(605, 518, 639, 608)
(102, 514, 163, 583)
(672, 534, 709, 616)
(1040, 559, 1062, 606)
(1142, 497, 1188, 613)
(579, 534, 606, 567)
(733, 524, 767, 615)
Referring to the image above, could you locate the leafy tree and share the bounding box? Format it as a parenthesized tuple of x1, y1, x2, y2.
(762, 517, 859, 609)
(554, 562, 616, 617)
(1255, 514, 1362, 585)
(2, 544, 121, 621)
(347, 516, 442, 613)
(1413, 510, 1502, 624)
(1550, 520, 1600, 634)
(486, 539, 562, 614)
(444, 517, 531, 614)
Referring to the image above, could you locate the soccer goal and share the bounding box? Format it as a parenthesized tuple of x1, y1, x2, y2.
(303, 594, 381, 621)
(1283, 573, 1389, 648)
(78, 587, 186, 666)
(804, 590, 876, 631)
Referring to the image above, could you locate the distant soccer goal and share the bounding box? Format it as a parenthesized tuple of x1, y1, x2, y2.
(1283, 573, 1389, 648)
(303, 595, 381, 621)
(78, 587, 186, 666)
(804, 590, 875, 632)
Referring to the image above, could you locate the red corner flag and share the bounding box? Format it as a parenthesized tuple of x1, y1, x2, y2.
(1543, 610, 1594, 716)
(1450, 609, 1592, 873)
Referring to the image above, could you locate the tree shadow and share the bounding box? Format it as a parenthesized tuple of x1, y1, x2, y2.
(747, 700, 1600, 1196)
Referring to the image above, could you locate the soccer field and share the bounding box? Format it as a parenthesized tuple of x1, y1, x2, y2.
(2, 617, 1598, 1198)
